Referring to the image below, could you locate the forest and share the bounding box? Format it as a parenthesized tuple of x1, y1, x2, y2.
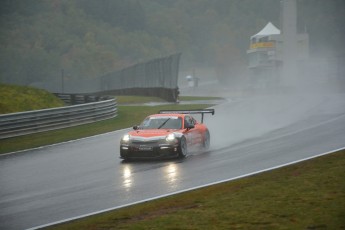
(0, 0, 344, 87)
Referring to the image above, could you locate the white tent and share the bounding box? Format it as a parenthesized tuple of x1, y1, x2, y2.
(251, 22, 280, 39)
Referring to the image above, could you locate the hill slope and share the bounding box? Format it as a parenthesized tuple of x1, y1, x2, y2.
(0, 84, 64, 114)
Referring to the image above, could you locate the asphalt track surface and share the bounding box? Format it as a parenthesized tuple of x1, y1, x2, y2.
(1, 93, 345, 230)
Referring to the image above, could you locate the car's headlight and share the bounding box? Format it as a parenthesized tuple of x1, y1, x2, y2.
(122, 134, 130, 142)
(166, 133, 176, 142)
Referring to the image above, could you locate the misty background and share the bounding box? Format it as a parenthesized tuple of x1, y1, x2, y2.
(0, 0, 344, 92)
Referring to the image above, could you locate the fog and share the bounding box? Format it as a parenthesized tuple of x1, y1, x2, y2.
(208, 93, 345, 149)
(179, 41, 345, 149)
(175, 0, 345, 149)
(179, 63, 345, 149)
(1, 1, 344, 92)
(1, 0, 344, 146)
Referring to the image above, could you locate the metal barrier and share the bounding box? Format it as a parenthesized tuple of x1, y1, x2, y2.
(0, 99, 117, 139)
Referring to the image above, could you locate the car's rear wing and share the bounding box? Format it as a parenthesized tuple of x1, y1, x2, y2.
(159, 109, 214, 123)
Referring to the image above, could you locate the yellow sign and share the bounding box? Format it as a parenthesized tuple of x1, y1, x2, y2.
(250, 42, 274, 49)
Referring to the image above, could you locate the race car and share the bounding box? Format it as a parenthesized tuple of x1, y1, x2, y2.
(120, 109, 214, 160)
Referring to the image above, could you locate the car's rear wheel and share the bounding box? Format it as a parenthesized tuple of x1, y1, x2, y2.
(203, 130, 210, 150)
(178, 137, 188, 158)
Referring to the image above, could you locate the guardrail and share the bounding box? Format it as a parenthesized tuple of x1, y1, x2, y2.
(0, 99, 117, 139)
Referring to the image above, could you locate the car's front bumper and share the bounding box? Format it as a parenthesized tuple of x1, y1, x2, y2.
(120, 143, 179, 159)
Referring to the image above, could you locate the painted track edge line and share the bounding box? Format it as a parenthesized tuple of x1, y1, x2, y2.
(27, 146, 345, 230)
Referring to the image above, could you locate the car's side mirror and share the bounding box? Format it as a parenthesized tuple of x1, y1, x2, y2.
(185, 123, 195, 129)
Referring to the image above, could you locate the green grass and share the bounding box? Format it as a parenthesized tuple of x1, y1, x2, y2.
(0, 84, 64, 114)
(48, 150, 345, 230)
(115, 95, 166, 104)
(0, 104, 212, 154)
(114, 95, 222, 104)
(179, 96, 223, 101)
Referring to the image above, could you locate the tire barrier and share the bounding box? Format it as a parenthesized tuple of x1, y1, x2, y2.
(53, 93, 113, 105)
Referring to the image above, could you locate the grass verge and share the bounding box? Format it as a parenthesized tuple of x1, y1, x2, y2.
(0, 104, 212, 154)
(114, 95, 222, 104)
(115, 95, 166, 104)
(48, 149, 345, 230)
(0, 84, 64, 114)
(179, 96, 223, 101)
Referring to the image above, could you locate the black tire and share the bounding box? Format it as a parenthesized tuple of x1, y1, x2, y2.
(120, 149, 129, 161)
(178, 136, 188, 158)
(203, 130, 210, 150)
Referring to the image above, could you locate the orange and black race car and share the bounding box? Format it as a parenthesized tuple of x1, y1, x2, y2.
(120, 109, 214, 160)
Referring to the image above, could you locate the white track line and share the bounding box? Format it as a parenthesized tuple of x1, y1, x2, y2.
(27, 146, 345, 230)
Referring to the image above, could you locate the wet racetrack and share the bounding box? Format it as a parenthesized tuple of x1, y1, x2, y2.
(1, 93, 345, 230)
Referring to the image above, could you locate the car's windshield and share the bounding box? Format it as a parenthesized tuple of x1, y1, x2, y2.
(140, 116, 182, 129)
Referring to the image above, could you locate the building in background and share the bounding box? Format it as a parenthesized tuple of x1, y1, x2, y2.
(247, 22, 283, 88)
(247, 0, 309, 89)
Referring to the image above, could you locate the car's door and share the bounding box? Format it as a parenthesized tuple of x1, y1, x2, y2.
(183, 116, 194, 146)
(190, 116, 203, 146)
(183, 115, 201, 147)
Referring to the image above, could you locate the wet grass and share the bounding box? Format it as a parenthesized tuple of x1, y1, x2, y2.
(48, 149, 345, 230)
(114, 95, 222, 104)
(0, 84, 64, 114)
(179, 96, 223, 101)
(115, 95, 166, 104)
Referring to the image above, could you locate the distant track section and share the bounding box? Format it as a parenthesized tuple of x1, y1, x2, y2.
(0, 99, 117, 139)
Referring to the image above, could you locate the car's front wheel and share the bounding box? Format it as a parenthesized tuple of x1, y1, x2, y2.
(178, 136, 188, 158)
(120, 149, 129, 161)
